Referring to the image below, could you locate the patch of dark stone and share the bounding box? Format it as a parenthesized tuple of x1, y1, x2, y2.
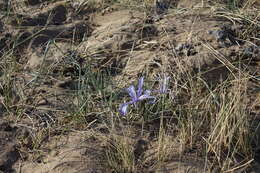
(154, 0, 169, 15)
(27, 0, 50, 6)
(153, 0, 170, 21)
(133, 139, 148, 163)
(28, 20, 92, 48)
(208, 25, 244, 48)
(20, 5, 67, 26)
(175, 43, 197, 56)
(0, 21, 3, 32)
(0, 0, 9, 11)
(0, 102, 6, 116)
(0, 33, 12, 57)
(243, 45, 260, 59)
(0, 121, 20, 173)
(137, 25, 158, 39)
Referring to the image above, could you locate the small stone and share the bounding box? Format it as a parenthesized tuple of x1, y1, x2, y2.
(154, 0, 169, 15)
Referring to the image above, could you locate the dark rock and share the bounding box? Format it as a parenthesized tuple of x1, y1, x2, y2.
(208, 25, 242, 47)
(243, 45, 259, 59)
(155, 0, 169, 15)
(0, 121, 20, 173)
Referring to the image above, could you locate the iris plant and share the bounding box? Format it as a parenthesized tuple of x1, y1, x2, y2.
(119, 77, 156, 116)
(119, 75, 170, 116)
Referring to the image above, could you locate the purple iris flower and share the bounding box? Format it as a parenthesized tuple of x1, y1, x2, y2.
(119, 77, 156, 116)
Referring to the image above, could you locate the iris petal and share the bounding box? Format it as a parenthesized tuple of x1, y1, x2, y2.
(137, 77, 144, 97)
(144, 90, 151, 95)
(139, 95, 156, 103)
(119, 101, 135, 116)
(138, 90, 156, 103)
(126, 85, 137, 101)
(119, 103, 129, 116)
